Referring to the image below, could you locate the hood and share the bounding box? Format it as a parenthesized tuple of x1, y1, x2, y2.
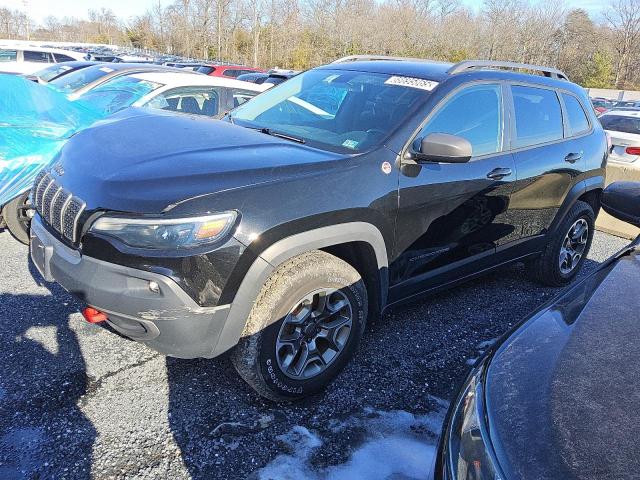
(484, 244, 640, 480)
(52, 108, 343, 213)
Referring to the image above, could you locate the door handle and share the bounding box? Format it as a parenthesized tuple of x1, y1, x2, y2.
(486, 167, 512, 180)
(564, 151, 583, 163)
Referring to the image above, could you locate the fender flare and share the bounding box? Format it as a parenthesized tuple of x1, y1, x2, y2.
(548, 176, 604, 235)
(213, 222, 389, 355)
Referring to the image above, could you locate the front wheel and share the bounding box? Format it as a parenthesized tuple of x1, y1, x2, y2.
(530, 200, 595, 287)
(2, 191, 33, 245)
(232, 250, 368, 401)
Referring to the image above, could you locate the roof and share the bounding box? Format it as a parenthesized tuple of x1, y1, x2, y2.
(2, 45, 86, 59)
(129, 71, 267, 91)
(320, 57, 572, 85)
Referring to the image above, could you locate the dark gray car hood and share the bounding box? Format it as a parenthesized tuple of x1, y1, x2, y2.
(485, 245, 640, 480)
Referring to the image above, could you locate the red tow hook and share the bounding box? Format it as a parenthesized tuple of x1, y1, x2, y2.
(82, 307, 108, 324)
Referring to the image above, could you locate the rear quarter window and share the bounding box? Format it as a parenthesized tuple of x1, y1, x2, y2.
(511, 85, 563, 148)
(562, 93, 590, 136)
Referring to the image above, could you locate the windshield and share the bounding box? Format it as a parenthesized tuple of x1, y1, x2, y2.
(600, 115, 640, 135)
(75, 76, 163, 115)
(230, 69, 431, 153)
(34, 64, 74, 82)
(49, 64, 117, 92)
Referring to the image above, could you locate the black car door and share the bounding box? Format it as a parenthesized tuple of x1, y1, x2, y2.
(506, 84, 583, 245)
(390, 82, 518, 302)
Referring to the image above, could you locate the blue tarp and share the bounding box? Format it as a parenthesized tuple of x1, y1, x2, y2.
(0, 73, 159, 207)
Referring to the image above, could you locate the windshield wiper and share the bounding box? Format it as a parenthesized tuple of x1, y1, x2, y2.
(259, 127, 306, 144)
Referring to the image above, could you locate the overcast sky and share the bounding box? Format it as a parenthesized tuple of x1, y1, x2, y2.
(0, 0, 609, 24)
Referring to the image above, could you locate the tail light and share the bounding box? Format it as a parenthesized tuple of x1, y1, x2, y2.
(626, 146, 640, 156)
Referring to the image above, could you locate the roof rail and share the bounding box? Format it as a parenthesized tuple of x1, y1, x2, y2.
(332, 54, 429, 64)
(447, 60, 569, 80)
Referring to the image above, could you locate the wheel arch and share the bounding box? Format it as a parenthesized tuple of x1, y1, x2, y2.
(548, 176, 604, 236)
(213, 222, 389, 356)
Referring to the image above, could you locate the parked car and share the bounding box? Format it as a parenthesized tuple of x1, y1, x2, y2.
(599, 109, 640, 163)
(590, 97, 614, 115)
(237, 70, 299, 86)
(196, 64, 265, 78)
(0, 46, 85, 75)
(0, 72, 265, 244)
(73, 71, 268, 117)
(0, 74, 102, 244)
(24, 61, 99, 84)
(47, 63, 194, 98)
(236, 72, 270, 84)
(613, 99, 640, 108)
(29, 58, 607, 401)
(433, 181, 640, 480)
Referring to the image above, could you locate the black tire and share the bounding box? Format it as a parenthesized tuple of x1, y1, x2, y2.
(231, 250, 368, 401)
(2, 191, 32, 245)
(530, 200, 595, 287)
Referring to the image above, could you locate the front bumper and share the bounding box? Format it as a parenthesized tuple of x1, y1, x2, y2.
(30, 215, 232, 358)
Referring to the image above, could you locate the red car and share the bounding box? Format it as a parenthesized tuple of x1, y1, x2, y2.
(196, 64, 265, 78)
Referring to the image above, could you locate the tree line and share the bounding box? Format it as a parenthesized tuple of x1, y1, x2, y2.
(1, 0, 639, 89)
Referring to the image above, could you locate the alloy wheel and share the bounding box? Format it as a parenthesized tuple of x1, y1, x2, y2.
(559, 218, 589, 275)
(275, 288, 353, 380)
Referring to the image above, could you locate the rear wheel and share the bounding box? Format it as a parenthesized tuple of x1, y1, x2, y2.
(232, 250, 368, 401)
(2, 191, 33, 245)
(530, 200, 595, 286)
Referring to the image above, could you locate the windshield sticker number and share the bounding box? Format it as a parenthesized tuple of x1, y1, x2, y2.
(385, 76, 439, 91)
(342, 139, 359, 149)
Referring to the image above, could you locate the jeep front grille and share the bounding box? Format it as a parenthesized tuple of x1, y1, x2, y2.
(32, 171, 86, 243)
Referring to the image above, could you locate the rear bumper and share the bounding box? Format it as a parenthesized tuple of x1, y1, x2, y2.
(30, 215, 232, 358)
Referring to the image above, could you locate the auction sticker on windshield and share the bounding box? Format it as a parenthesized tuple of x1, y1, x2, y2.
(384, 76, 439, 91)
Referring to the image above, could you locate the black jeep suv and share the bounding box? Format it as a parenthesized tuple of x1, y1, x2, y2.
(29, 57, 607, 400)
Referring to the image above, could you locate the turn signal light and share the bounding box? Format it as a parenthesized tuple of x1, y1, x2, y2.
(82, 307, 108, 324)
(626, 146, 640, 156)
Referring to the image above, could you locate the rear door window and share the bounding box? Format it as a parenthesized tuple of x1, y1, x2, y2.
(145, 86, 223, 117)
(562, 93, 590, 136)
(511, 85, 563, 148)
(24, 51, 53, 63)
(0, 49, 17, 62)
(417, 83, 503, 157)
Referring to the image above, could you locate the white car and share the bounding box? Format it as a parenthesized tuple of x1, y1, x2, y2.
(600, 109, 640, 164)
(74, 71, 270, 118)
(0, 46, 86, 75)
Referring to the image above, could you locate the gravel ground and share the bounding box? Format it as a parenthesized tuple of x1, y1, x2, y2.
(0, 228, 630, 480)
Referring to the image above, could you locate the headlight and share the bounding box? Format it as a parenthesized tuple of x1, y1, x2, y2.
(445, 363, 504, 480)
(89, 212, 237, 249)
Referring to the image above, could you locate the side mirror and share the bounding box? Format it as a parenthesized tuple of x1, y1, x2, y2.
(601, 182, 640, 228)
(410, 133, 472, 163)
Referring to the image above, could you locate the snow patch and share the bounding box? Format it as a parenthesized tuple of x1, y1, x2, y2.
(257, 405, 447, 480)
